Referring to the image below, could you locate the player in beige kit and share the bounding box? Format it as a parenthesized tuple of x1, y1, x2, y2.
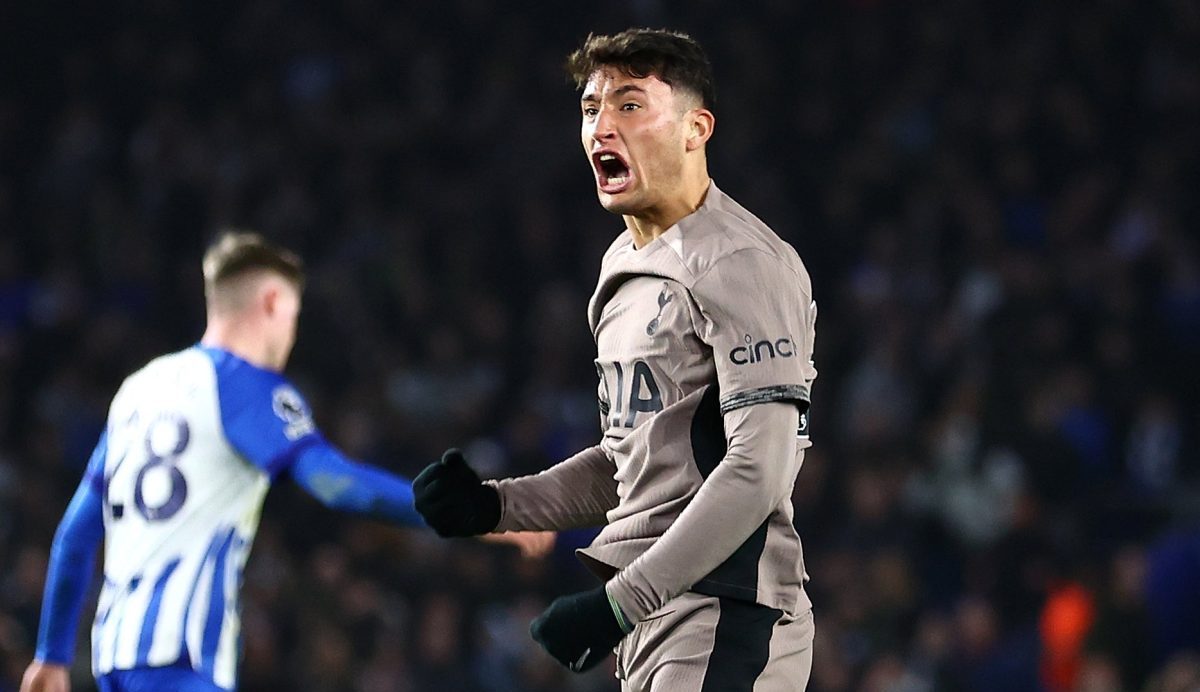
(413, 28, 816, 691)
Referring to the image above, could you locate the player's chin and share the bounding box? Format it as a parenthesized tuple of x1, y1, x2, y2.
(596, 190, 638, 215)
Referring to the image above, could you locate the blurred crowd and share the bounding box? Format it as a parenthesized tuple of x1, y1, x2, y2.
(2, 1, 1199, 690)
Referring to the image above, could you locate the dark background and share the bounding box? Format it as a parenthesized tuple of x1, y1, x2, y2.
(1, 1, 1199, 690)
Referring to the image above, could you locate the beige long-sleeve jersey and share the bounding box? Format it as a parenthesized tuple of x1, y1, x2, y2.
(490, 183, 817, 622)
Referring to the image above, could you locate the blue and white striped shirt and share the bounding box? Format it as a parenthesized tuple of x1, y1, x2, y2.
(35, 345, 422, 689)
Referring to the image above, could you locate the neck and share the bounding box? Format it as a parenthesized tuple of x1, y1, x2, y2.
(626, 173, 711, 249)
(200, 316, 278, 371)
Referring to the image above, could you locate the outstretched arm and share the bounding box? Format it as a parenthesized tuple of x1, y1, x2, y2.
(488, 445, 619, 532)
(293, 445, 555, 555)
(290, 442, 424, 527)
(414, 446, 617, 537)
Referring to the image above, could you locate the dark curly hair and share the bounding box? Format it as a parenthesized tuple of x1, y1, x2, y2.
(565, 28, 716, 109)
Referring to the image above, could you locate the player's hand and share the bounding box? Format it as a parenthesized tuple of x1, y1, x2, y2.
(530, 584, 630, 673)
(20, 661, 70, 692)
(479, 531, 556, 559)
(412, 449, 501, 537)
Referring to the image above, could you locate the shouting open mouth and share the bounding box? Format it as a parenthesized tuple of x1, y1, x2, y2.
(593, 150, 633, 194)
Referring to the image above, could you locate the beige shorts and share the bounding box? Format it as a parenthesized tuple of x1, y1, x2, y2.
(615, 592, 814, 692)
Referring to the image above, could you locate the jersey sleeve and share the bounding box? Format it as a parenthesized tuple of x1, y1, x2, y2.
(289, 442, 424, 528)
(36, 434, 107, 664)
(488, 445, 619, 532)
(207, 349, 321, 478)
(606, 401, 802, 622)
(81, 426, 108, 493)
(692, 249, 817, 417)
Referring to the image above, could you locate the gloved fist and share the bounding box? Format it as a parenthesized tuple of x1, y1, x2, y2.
(412, 449, 501, 537)
(530, 585, 631, 673)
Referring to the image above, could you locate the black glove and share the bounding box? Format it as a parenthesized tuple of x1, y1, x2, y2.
(530, 585, 630, 673)
(412, 449, 501, 537)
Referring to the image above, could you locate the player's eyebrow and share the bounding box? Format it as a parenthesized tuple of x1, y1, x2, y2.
(581, 84, 648, 102)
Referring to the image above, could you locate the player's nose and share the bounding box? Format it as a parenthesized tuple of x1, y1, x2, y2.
(591, 109, 618, 141)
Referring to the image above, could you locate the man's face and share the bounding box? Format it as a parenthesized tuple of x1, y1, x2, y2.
(580, 68, 692, 216)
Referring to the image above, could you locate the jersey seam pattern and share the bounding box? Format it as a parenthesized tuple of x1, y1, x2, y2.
(693, 577, 759, 599)
(690, 243, 811, 304)
(718, 384, 810, 414)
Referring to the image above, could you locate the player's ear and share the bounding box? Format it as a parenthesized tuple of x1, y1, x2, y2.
(261, 281, 279, 317)
(685, 108, 714, 152)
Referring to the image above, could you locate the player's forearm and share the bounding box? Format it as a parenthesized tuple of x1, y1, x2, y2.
(36, 480, 105, 664)
(291, 443, 424, 527)
(338, 462, 423, 526)
(489, 445, 619, 532)
(607, 402, 801, 622)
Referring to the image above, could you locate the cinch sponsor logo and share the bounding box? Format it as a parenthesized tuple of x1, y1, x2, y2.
(729, 334, 795, 365)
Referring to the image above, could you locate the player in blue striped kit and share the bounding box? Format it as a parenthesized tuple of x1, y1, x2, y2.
(19, 232, 548, 692)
